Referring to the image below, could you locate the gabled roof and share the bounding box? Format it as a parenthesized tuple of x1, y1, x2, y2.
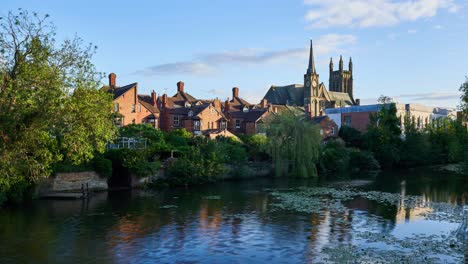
(172, 91, 197, 107)
(102, 83, 137, 100)
(229, 109, 268, 122)
(263, 84, 304, 106)
(138, 95, 160, 113)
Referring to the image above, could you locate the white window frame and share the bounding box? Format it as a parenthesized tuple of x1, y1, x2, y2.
(173, 116, 180, 127)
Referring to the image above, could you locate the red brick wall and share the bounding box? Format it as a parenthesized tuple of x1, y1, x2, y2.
(319, 118, 338, 139)
(342, 112, 375, 132)
(114, 87, 138, 126)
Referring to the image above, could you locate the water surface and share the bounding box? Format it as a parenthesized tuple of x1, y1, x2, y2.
(0, 168, 466, 263)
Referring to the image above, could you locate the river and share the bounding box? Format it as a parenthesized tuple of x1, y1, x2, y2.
(0, 168, 466, 263)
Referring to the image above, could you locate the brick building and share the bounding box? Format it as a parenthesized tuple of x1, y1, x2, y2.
(102, 73, 160, 128)
(159, 82, 228, 136)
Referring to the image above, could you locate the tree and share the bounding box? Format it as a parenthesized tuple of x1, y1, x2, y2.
(459, 77, 468, 122)
(0, 10, 116, 204)
(264, 109, 321, 178)
(364, 96, 401, 168)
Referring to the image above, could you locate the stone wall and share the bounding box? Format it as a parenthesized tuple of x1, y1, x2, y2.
(52, 171, 108, 191)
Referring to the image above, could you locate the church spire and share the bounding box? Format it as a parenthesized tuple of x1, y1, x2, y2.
(349, 57, 353, 72)
(339, 55, 343, 72)
(307, 39, 316, 74)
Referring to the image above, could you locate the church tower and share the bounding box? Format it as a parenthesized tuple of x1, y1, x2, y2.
(329, 55, 354, 101)
(304, 40, 322, 117)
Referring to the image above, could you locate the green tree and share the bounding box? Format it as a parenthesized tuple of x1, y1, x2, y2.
(264, 109, 321, 178)
(0, 10, 116, 204)
(364, 96, 401, 168)
(459, 77, 468, 122)
(399, 115, 430, 167)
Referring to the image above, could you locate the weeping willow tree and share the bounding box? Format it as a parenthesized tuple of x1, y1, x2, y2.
(264, 109, 321, 178)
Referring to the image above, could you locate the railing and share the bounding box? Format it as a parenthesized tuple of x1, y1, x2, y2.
(107, 137, 147, 150)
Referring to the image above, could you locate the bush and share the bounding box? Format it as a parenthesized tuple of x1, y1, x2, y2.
(339, 126, 363, 148)
(92, 155, 112, 179)
(319, 139, 350, 174)
(349, 148, 380, 171)
(0, 176, 32, 207)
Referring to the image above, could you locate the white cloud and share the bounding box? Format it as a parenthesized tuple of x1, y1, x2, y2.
(304, 0, 458, 28)
(138, 34, 356, 76)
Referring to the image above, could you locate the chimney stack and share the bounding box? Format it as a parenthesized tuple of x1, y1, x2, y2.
(232, 87, 239, 98)
(151, 90, 157, 106)
(177, 81, 185, 93)
(109, 73, 116, 88)
(213, 98, 221, 111)
(162, 94, 168, 108)
(261, 98, 268, 109)
(224, 100, 230, 113)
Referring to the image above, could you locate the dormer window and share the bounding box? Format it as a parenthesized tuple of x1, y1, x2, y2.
(243, 106, 249, 112)
(185, 102, 191, 108)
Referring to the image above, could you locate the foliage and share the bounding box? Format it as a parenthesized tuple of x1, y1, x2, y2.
(0, 10, 116, 206)
(319, 139, 380, 174)
(264, 110, 321, 178)
(338, 125, 363, 148)
(238, 134, 270, 161)
(425, 118, 467, 164)
(459, 77, 468, 122)
(319, 139, 350, 174)
(364, 97, 401, 168)
(105, 149, 159, 178)
(166, 136, 248, 185)
(92, 155, 112, 179)
(399, 115, 431, 167)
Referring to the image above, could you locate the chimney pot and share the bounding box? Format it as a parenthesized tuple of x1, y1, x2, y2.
(261, 98, 268, 109)
(177, 81, 185, 93)
(232, 87, 239, 98)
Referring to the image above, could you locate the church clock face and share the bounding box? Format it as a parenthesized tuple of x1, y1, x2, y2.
(312, 80, 317, 87)
(305, 80, 310, 87)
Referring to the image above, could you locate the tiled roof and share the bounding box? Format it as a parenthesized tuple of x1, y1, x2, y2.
(102, 83, 137, 100)
(311, 116, 328, 124)
(138, 95, 160, 113)
(229, 109, 268, 122)
(328, 92, 354, 106)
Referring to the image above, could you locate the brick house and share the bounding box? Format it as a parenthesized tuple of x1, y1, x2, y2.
(159, 82, 228, 135)
(137, 90, 160, 128)
(223, 87, 269, 135)
(102, 73, 160, 128)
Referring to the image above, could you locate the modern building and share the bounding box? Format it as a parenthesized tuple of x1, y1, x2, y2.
(325, 103, 457, 132)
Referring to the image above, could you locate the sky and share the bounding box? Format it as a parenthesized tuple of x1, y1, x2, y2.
(2, 0, 468, 108)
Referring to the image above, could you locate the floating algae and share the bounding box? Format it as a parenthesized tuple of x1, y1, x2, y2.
(266, 187, 467, 263)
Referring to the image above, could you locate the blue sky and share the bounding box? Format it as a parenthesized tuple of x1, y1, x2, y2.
(2, 0, 468, 108)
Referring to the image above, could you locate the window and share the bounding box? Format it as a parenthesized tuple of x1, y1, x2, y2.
(114, 103, 119, 112)
(131, 104, 136, 113)
(331, 127, 335, 135)
(344, 115, 351, 126)
(132, 118, 136, 124)
(188, 110, 193, 117)
(243, 106, 249, 112)
(220, 120, 226, 130)
(194, 120, 201, 131)
(211, 122, 214, 129)
(235, 120, 241, 129)
(173, 116, 180, 127)
(185, 102, 191, 108)
(138, 104, 141, 112)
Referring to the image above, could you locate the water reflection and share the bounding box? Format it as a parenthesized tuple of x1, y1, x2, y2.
(0, 169, 466, 263)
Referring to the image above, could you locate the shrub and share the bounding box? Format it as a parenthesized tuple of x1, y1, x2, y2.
(92, 155, 112, 179)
